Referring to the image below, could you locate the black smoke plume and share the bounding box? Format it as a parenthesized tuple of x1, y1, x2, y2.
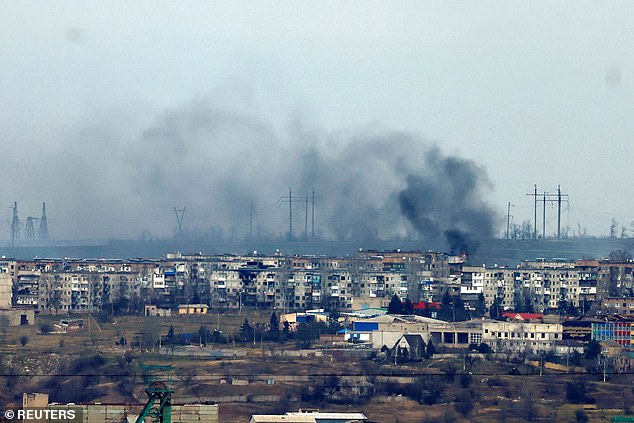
(398, 147, 498, 254)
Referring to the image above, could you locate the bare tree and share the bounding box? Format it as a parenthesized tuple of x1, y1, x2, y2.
(510, 223, 521, 240)
(576, 224, 587, 239)
(140, 318, 161, 351)
(562, 225, 570, 239)
(521, 220, 533, 240)
(609, 250, 633, 261)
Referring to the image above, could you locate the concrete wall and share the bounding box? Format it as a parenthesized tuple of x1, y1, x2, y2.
(0, 273, 12, 309)
(0, 308, 34, 326)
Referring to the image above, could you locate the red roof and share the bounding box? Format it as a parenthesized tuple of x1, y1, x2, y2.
(502, 312, 543, 321)
(413, 301, 442, 310)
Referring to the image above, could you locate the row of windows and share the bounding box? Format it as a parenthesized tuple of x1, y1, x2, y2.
(486, 330, 558, 339)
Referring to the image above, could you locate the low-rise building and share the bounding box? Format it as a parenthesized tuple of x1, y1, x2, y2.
(144, 305, 172, 317)
(482, 320, 563, 354)
(178, 304, 208, 315)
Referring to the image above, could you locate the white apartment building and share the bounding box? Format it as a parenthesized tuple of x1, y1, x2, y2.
(482, 320, 563, 354)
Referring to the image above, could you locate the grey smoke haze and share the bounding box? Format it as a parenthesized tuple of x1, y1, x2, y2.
(4, 3, 634, 241)
(5, 98, 499, 247)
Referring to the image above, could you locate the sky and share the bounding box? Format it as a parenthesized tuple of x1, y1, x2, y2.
(1, 1, 633, 241)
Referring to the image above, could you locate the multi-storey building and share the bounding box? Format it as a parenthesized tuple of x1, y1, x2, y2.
(591, 319, 634, 346)
(600, 297, 634, 316)
(462, 260, 600, 314)
(38, 270, 139, 313)
(7, 251, 621, 317)
(482, 320, 563, 353)
(14, 271, 40, 307)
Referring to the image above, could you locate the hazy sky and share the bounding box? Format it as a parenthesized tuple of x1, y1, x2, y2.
(1, 1, 633, 240)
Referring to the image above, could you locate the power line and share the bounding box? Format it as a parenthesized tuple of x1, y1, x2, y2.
(526, 185, 569, 239)
(279, 187, 316, 241)
(0, 370, 625, 377)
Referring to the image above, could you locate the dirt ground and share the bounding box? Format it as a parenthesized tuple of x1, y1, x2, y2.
(0, 313, 633, 422)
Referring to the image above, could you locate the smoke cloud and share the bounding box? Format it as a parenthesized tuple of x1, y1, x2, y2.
(5, 98, 499, 248)
(398, 147, 498, 254)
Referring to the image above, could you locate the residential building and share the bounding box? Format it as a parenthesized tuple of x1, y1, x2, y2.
(482, 320, 563, 353)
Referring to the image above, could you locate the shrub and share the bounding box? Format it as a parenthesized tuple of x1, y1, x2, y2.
(454, 390, 474, 416)
(39, 322, 54, 335)
(566, 378, 594, 404)
(575, 409, 589, 423)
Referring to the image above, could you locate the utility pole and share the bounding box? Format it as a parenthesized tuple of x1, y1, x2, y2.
(279, 188, 311, 241)
(542, 191, 547, 240)
(534, 185, 538, 239)
(506, 202, 513, 240)
(311, 189, 315, 240)
(557, 186, 561, 239)
(304, 194, 309, 241)
(527, 185, 569, 240)
(249, 201, 254, 241)
(556, 186, 569, 239)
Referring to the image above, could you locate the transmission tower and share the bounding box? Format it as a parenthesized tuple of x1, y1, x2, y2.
(38, 202, 48, 240)
(9, 201, 21, 247)
(173, 207, 186, 238)
(24, 217, 39, 239)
